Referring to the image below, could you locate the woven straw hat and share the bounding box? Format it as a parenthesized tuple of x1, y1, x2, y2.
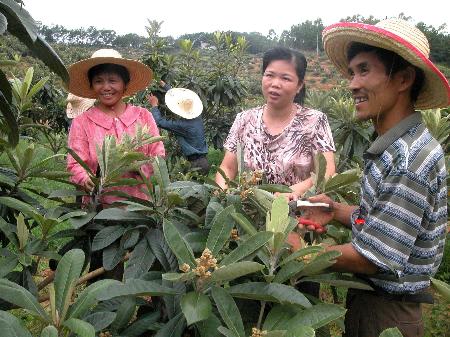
(323, 18, 450, 109)
(66, 93, 96, 119)
(165, 88, 203, 119)
(68, 49, 153, 99)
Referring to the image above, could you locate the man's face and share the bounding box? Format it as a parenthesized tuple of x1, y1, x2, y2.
(347, 51, 401, 123)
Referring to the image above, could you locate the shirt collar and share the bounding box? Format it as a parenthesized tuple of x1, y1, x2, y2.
(366, 112, 422, 156)
(86, 105, 138, 129)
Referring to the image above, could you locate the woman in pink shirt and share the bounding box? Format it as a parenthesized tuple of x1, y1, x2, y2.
(67, 49, 165, 205)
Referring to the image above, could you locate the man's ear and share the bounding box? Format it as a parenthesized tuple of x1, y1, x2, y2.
(397, 66, 416, 93)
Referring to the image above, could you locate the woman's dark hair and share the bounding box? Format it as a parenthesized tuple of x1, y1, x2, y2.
(347, 42, 425, 103)
(88, 63, 130, 87)
(262, 47, 307, 104)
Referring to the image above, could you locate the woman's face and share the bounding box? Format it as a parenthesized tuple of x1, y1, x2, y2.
(262, 60, 303, 109)
(91, 72, 126, 108)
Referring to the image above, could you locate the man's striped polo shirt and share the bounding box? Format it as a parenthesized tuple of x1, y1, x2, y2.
(350, 112, 447, 294)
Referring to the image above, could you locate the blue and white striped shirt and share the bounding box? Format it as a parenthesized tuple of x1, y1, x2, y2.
(351, 112, 447, 294)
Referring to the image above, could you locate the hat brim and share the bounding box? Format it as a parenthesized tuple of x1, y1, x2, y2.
(165, 88, 203, 119)
(323, 22, 450, 109)
(68, 57, 153, 99)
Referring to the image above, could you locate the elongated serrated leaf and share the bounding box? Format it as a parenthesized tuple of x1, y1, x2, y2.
(323, 170, 360, 194)
(102, 241, 125, 271)
(211, 261, 264, 283)
(266, 196, 289, 233)
(206, 205, 235, 256)
(121, 311, 160, 336)
(154, 312, 186, 337)
(0, 256, 19, 277)
(258, 184, 292, 193)
(152, 156, 170, 191)
(230, 212, 257, 236)
(205, 201, 224, 228)
(82, 311, 116, 332)
(0, 310, 33, 337)
(0, 217, 19, 247)
(96, 279, 180, 301)
(62, 318, 95, 337)
(431, 277, 450, 301)
(111, 296, 136, 331)
(163, 218, 196, 267)
(220, 232, 272, 266)
(16, 213, 28, 250)
(184, 231, 207, 253)
(162, 272, 196, 282)
(262, 304, 300, 331)
(91, 225, 125, 251)
(40, 325, 58, 337)
(94, 208, 150, 221)
(284, 325, 315, 337)
(280, 245, 324, 266)
(124, 238, 155, 280)
(273, 260, 305, 284)
(301, 273, 373, 290)
(69, 211, 96, 229)
(218, 326, 239, 337)
(0, 196, 44, 224)
(285, 303, 346, 330)
(295, 250, 341, 278)
(181, 291, 212, 325)
(196, 313, 221, 337)
(228, 282, 311, 308)
(379, 327, 404, 337)
(0, 80, 19, 146)
(0, 70, 12, 102)
(67, 279, 120, 320)
(54, 249, 84, 317)
(211, 286, 245, 337)
(147, 229, 178, 272)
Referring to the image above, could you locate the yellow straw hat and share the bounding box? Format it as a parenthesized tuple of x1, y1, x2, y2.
(68, 49, 153, 99)
(66, 93, 96, 119)
(322, 18, 450, 109)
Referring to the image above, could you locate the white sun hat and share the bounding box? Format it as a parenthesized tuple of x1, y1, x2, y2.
(165, 88, 203, 119)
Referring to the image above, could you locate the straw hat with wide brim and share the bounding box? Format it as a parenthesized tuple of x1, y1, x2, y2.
(68, 49, 153, 99)
(66, 93, 96, 119)
(165, 88, 203, 119)
(322, 18, 450, 109)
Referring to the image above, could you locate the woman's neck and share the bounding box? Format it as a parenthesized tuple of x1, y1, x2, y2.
(262, 103, 297, 135)
(98, 101, 127, 117)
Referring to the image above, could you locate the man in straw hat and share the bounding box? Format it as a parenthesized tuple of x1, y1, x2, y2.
(296, 19, 449, 336)
(148, 84, 209, 175)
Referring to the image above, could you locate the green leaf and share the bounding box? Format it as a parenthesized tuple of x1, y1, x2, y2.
(54, 249, 84, 318)
(96, 279, 180, 301)
(0, 196, 44, 224)
(121, 311, 160, 336)
(66, 279, 120, 320)
(0, 69, 12, 102)
(181, 291, 212, 325)
(211, 261, 264, 283)
(0, 310, 33, 337)
(0, 256, 19, 277)
(273, 260, 305, 284)
(266, 196, 289, 233)
(323, 170, 360, 194)
(102, 241, 125, 271)
(62, 318, 95, 337)
(124, 237, 156, 280)
(162, 272, 196, 282)
(82, 311, 116, 332)
(211, 286, 245, 337)
(196, 313, 221, 337)
(295, 250, 341, 278)
(284, 325, 315, 337)
(152, 156, 170, 191)
(228, 282, 311, 308)
(431, 277, 450, 301)
(91, 225, 125, 251)
(230, 212, 257, 236)
(0, 279, 49, 320)
(258, 184, 292, 193)
(0, 217, 19, 247)
(217, 326, 239, 337)
(154, 312, 186, 337)
(0, 91, 19, 146)
(16, 213, 29, 250)
(285, 303, 346, 330)
(220, 232, 273, 266)
(94, 208, 150, 221)
(205, 201, 224, 228)
(40, 325, 58, 337)
(301, 273, 373, 291)
(279, 245, 324, 266)
(184, 231, 207, 253)
(111, 296, 136, 331)
(262, 304, 300, 331)
(206, 205, 235, 256)
(147, 229, 178, 272)
(69, 211, 96, 229)
(163, 218, 196, 267)
(379, 327, 404, 337)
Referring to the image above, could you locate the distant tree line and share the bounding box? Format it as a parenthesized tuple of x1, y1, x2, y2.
(37, 14, 449, 65)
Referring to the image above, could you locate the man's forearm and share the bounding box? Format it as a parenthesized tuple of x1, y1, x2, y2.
(332, 202, 358, 228)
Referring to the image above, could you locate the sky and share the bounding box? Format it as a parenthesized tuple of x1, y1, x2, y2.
(25, 0, 449, 38)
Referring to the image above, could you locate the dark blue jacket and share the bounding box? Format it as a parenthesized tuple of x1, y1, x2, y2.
(150, 106, 208, 157)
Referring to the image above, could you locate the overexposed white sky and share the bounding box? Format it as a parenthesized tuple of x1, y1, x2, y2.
(25, 0, 449, 38)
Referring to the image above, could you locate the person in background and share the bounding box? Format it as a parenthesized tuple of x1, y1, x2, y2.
(148, 83, 209, 175)
(65, 93, 96, 129)
(216, 47, 335, 196)
(67, 49, 165, 205)
(297, 19, 449, 337)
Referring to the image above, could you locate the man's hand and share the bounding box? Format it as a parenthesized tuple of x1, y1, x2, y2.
(147, 94, 159, 107)
(298, 194, 335, 231)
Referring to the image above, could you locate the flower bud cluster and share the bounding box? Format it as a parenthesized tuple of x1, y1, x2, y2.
(193, 248, 217, 279)
(251, 327, 267, 337)
(230, 228, 240, 241)
(179, 263, 191, 273)
(99, 332, 112, 337)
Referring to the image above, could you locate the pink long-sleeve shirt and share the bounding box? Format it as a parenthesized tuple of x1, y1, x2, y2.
(67, 104, 165, 205)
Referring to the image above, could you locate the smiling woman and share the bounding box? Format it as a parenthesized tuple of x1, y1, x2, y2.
(66, 49, 165, 205)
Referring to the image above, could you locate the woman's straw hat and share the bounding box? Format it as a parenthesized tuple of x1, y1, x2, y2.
(66, 93, 96, 119)
(68, 49, 153, 99)
(165, 88, 203, 119)
(322, 18, 450, 109)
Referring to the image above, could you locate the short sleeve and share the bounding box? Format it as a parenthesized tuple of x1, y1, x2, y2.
(223, 112, 244, 153)
(351, 170, 428, 275)
(312, 113, 335, 152)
